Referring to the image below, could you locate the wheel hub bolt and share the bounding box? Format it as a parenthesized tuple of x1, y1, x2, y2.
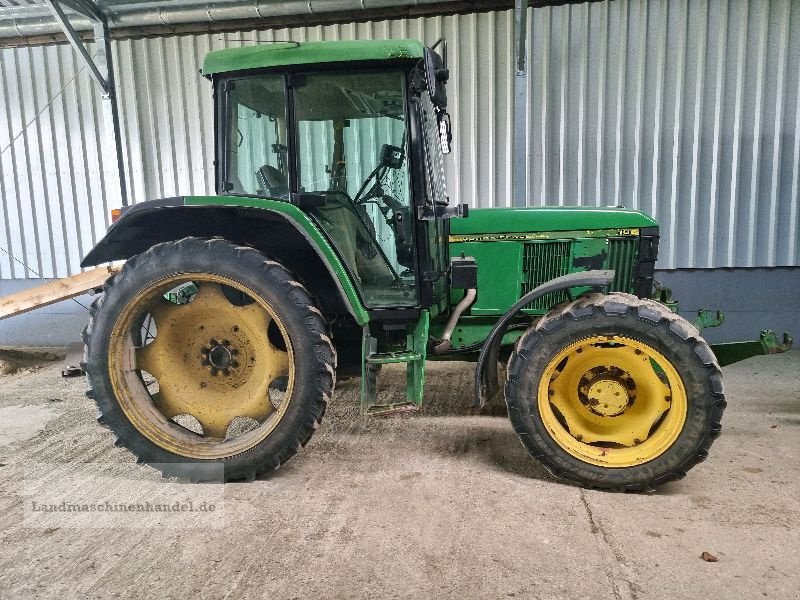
(201, 338, 240, 376)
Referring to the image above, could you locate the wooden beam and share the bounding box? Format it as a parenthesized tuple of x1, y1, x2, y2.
(0, 266, 116, 321)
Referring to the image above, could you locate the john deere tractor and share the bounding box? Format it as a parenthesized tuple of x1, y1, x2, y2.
(82, 39, 742, 491)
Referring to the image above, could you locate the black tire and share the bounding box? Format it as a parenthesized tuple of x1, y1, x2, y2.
(83, 237, 336, 482)
(505, 293, 726, 492)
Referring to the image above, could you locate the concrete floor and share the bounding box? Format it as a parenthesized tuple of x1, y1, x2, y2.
(0, 350, 798, 600)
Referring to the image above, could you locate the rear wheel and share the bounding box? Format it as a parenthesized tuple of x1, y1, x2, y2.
(83, 237, 335, 481)
(505, 293, 725, 491)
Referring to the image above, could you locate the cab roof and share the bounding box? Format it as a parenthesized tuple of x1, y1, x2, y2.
(202, 39, 425, 76)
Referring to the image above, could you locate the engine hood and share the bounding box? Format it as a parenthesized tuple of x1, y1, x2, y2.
(450, 206, 658, 236)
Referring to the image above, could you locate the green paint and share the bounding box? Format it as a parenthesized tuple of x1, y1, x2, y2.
(449, 228, 642, 243)
(361, 331, 377, 413)
(406, 311, 429, 406)
(449, 242, 523, 316)
(202, 39, 425, 76)
(451, 206, 657, 236)
(359, 312, 428, 414)
(652, 285, 680, 313)
(712, 330, 793, 366)
(366, 351, 422, 364)
(183, 195, 369, 325)
(429, 316, 525, 352)
(711, 340, 769, 367)
(449, 235, 637, 318)
(693, 309, 724, 331)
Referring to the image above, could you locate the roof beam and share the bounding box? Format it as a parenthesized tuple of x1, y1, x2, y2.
(41, 0, 129, 207)
(93, 16, 129, 207)
(43, 0, 107, 92)
(0, 1, 600, 46)
(59, 0, 103, 22)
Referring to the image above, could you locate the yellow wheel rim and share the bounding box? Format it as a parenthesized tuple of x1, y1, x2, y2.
(537, 335, 687, 468)
(108, 274, 295, 460)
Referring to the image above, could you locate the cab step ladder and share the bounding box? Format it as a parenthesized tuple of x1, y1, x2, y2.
(361, 311, 429, 416)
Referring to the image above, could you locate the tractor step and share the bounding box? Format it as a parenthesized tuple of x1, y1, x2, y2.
(366, 350, 423, 364)
(360, 312, 430, 415)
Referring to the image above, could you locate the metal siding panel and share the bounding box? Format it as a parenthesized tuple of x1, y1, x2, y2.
(765, 0, 790, 267)
(743, 0, 769, 268)
(119, 38, 144, 202)
(82, 44, 109, 258)
(0, 47, 17, 277)
(647, 0, 666, 226)
(17, 46, 47, 278)
(611, 0, 628, 210)
(0, 0, 799, 280)
(629, 0, 646, 213)
(533, 6, 552, 205)
(662, 1, 684, 269)
(33, 44, 62, 277)
(483, 11, 495, 208)
(556, 6, 568, 205)
(787, 2, 800, 264)
(591, 1, 608, 207)
(686, 3, 708, 264)
(53, 45, 84, 276)
(706, 1, 726, 267)
(28, 45, 58, 278)
(3, 48, 36, 278)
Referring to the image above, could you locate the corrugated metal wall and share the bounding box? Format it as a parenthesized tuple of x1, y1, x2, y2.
(0, 0, 798, 279)
(0, 41, 109, 279)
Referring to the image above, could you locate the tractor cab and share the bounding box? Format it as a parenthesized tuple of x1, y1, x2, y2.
(207, 40, 459, 320)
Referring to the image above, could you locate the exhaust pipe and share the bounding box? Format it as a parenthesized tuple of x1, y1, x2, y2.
(433, 288, 476, 354)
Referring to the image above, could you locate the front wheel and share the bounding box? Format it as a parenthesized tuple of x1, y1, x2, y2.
(505, 293, 726, 491)
(83, 237, 335, 481)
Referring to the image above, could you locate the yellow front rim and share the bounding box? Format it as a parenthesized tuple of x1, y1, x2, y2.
(108, 274, 295, 460)
(537, 335, 687, 468)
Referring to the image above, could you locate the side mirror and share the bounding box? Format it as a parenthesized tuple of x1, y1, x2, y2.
(379, 143, 405, 168)
(437, 111, 452, 155)
(424, 46, 449, 108)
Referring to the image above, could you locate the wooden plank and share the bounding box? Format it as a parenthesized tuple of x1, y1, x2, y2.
(0, 266, 117, 321)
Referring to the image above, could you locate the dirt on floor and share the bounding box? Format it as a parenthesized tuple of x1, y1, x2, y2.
(0, 347, 63, 377)
(0, 350, 798, 600)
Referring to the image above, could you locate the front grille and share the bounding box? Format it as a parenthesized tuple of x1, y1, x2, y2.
(607, 238, 637, 292)
(521, 241, 572, 310)
(520, 238, 639, 311)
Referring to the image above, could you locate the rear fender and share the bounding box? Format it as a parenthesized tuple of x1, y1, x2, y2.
(81, 196, 369, 325)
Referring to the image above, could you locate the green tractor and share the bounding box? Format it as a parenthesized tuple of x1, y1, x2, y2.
(82, 39, 745, 491)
